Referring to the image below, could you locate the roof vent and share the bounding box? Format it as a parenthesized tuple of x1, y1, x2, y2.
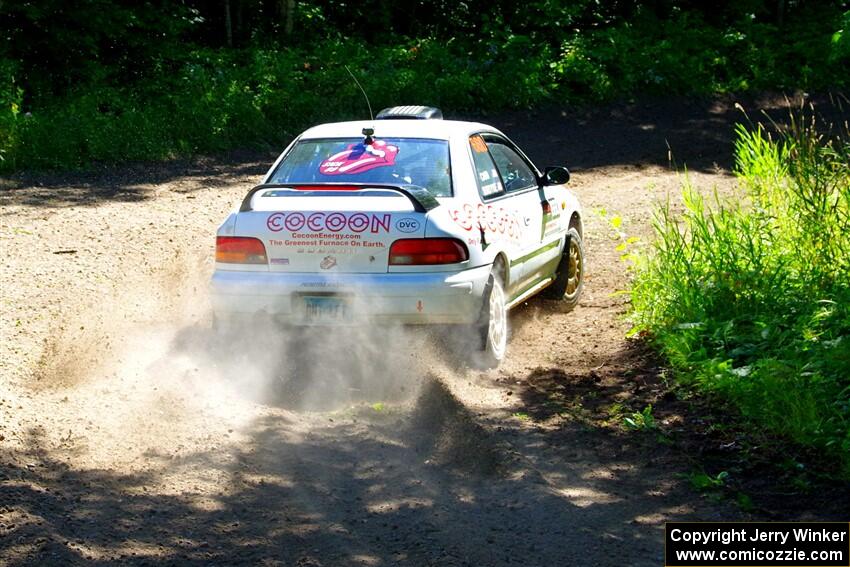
(375, 106, 443, 120)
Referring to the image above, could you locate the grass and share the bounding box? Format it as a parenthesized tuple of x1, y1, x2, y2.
(629, 103, 850, 476)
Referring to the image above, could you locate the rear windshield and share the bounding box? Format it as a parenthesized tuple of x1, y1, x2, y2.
(268, 137, 452, 197)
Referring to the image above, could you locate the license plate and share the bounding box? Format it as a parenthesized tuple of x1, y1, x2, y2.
(303, 296, 350, 323)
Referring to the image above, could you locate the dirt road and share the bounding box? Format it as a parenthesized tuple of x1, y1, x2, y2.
(0, 96, 835, 566)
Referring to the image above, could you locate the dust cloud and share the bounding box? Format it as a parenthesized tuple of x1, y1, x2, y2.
(24, 256, 465, 473)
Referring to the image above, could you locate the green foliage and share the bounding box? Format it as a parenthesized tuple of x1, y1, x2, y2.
(0, 59, 23, 167)
(630, 107, 850, 475)
(685, 470, 730, 491)
(0, 2, 847, 171)
(549, 10, 848, 98)
(2, 35, 572, 171)
(831, 11, 850, 62)
(1, 0, 197, 98)
(623, 404, 658, 431)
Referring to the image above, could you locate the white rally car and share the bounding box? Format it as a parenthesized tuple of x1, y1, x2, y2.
(211, 106, 583, 367)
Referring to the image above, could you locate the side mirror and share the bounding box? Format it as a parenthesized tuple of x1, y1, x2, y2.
(543, 166, 570, 186)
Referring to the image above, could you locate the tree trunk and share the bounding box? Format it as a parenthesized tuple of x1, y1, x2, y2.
(235, 0, 243, 43)
(284, 0, 295, 36)
(224, 0, 233, 47)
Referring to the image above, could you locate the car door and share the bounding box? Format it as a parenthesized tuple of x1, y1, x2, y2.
(479, 134, 553, 295)
(467, 134, 525, 296)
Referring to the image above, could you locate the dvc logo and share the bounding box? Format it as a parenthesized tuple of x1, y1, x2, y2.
(395, 218, 420, 233)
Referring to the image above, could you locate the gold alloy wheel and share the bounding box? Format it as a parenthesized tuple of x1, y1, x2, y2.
(565, 237, 582, 297)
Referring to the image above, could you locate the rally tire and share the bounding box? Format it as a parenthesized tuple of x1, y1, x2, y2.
(473, 271, 508, 369)
(543, 228, 584, 312)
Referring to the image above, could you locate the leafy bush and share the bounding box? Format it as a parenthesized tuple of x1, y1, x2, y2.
(831, 11, 850, 62)
(2, 5, 848, 172)
(630, 108, 850, 474)
(5, 38, 562, 170)
(549, 11, 848, 98)
(0, 59, 23, 167)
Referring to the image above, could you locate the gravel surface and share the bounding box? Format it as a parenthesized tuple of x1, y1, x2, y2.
(2, 96, 838, 566)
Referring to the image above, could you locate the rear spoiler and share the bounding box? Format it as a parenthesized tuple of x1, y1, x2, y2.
(239, 183, 440, 213)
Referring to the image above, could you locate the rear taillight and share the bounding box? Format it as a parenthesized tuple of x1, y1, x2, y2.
(216, 236, 268, 264)
(389, 238, 469, 265)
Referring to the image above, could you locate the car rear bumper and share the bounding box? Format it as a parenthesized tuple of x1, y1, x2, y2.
(210, 265, 491, 325)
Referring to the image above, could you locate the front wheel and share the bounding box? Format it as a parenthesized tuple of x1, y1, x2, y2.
(543, 228, 584, 312)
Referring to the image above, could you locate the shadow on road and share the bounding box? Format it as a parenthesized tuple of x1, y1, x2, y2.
(498, 332, 850, 524)
(0, 150, 274, 210)
(2, 374, 682, 566)
(462, 92, 847, 174)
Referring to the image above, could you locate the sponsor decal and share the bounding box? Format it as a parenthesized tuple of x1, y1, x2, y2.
(319, 141, 399, 175)
(542, 207, 562, 239)
(320, 255, 337, 270)
(469, 134, 489, 154)
(270, 258, 290, 265)
(267, 212, 285, 232)
(395, 217, 421, 233)
(270, 233, 385, 251)
(266, 212, 391, 234)
(449, 204, 521, 239)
